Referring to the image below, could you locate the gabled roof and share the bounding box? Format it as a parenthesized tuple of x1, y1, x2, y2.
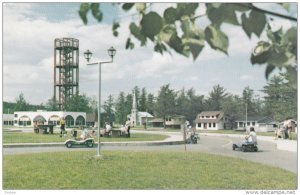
(257, 116, 275, 124)
(236, 116, 276, 124)
(236, 116, 264, 122)
(236, 116, 274, 122)
(138, 112, 154, 118)
(165, 115, 185, 119)
(195, 111, 224, 123)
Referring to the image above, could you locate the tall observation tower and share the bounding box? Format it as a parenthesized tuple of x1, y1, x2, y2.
(54, 38, 79, 110)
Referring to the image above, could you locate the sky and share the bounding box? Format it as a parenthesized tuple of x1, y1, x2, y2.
(2, 2, 297, 105)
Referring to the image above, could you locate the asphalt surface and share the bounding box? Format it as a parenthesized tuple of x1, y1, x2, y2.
(3, 133, 297, 173)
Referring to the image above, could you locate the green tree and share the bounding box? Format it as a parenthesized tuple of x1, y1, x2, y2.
(125, 93, 133, 119)
(175, 88, 189, 118)
(79, 3, 297, 84)
(221, 95, 244, 129)
(139, 87, 147, 111)
(45, 96, 58, 111)
(88, 96, 98, 114)
(103, 94, 115, 123)
(242, 86, 257, 116)
(65, 93, 92, 112)
(205, 85, 228, 111)
(115, 92, 127, 124)
(14, 93, 29, 111)
(261, 74, 297, 121)
(146, 93, 155, 115)
(186, 88, 205, 123)
(155, 84, 176, 127)
(3, 101, 16, 114)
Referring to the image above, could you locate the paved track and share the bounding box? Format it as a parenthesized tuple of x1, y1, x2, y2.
(3, 133, 297, 173)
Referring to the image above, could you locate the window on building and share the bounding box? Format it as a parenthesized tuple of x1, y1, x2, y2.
(247, 122, 250, 126)
(14, 120, 17, 124)
(198, 123, 201, 128)
(209, 123, 211, 127)
(202, 116, 204, 118)
(252, 122, 255, 126)
(206, 116, 210, 118)
(211, 116, 215, 118)
(213, 123, 216, 127)
(14, 114, 18, 117)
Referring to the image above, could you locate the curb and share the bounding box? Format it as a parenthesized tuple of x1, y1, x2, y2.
(3, 140, 185, 148)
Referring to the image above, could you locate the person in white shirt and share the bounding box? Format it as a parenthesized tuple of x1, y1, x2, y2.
(245, 127, 257, 145)
(80, 128, 89, 140)
(105, 122, 112, 134)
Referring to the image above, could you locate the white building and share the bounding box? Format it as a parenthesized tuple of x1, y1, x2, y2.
(235, 116, 277, 132)
(130, 92, 138, 126)
(3, 114, 14, 126)
(195, 111, 226, 130)
(127, 112, 154, 126)
(165, 115, 185, 129)
(127, 91, 153, 126)
(13, 110, 86, 127)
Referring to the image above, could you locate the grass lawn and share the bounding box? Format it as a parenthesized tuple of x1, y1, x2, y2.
(3, 150, 296, 190)
(3, 132, 169, 144)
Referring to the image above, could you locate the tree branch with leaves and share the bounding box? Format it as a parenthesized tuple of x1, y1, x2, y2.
(79, 3, 297, 84)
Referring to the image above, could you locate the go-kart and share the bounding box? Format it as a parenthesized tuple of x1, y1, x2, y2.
(185, 127, 200, 144)
(64, 137, 94, 148)
(232, 141, 258, 152)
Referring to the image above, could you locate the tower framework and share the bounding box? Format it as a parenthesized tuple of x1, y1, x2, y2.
(54, 38, 79, 110)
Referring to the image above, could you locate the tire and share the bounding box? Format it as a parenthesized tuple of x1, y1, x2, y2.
(192, 137, 197, 144)
(87, 141, 93, 148)
(242, 145, 247, 152)
(232, 145, 236, 150)
(254, 146, 258, 152)
(66, 142, 72, 148)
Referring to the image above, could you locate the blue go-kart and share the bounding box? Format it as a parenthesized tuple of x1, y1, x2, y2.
(232, 141, 258, 152)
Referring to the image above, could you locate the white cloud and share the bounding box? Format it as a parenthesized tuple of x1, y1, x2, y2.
(240, 74, 254, 81)
(184, 76, 199, 82)
(4, 2, 290, 104)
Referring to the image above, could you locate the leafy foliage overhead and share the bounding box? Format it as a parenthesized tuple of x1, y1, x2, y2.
(78, 3, 297, 83)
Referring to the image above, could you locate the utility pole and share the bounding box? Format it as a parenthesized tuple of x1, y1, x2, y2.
(245, 103, 248, 132)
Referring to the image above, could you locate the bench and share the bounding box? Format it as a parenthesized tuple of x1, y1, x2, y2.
(35, 125, 55, 134)
(103, 129, 128, 138)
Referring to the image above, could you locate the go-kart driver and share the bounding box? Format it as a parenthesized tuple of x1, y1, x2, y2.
(244, 127, 257, 145)
(79, 128, 89, 140)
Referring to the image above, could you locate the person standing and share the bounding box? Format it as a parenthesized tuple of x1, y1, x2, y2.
(283, 118, 290, 139)
(60, 117, 66, 137)
(125, 119, 131, 138)
(105, 122, 112, 135)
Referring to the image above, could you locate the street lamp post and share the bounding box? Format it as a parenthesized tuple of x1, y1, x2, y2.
(84, 46, 116, 157)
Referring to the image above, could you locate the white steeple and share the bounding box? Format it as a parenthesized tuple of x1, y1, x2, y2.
(131, 91, 138, 126)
